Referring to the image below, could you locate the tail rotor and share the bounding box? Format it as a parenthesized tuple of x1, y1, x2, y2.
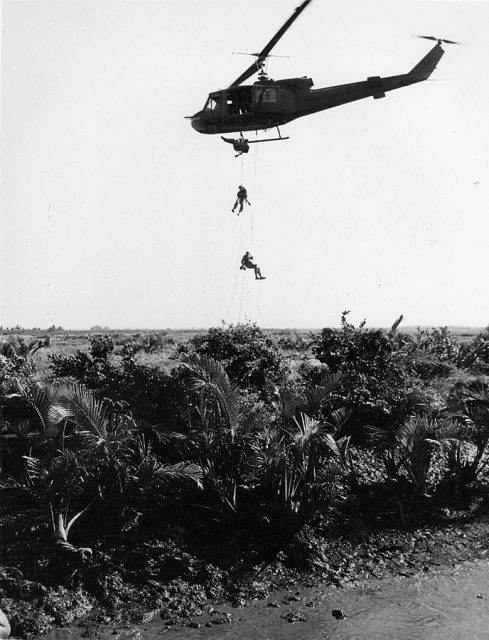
(416, 35, 461, 45)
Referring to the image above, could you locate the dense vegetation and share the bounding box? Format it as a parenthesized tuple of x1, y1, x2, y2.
(2, 318, 489, 637)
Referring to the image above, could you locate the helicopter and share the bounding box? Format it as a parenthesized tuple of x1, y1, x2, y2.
(189, 0, 457, 148)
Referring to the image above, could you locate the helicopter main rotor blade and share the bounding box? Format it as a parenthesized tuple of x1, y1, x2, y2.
(229, 0, 312, 88)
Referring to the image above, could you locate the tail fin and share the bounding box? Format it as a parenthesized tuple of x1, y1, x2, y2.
(409, 43, 444, 80)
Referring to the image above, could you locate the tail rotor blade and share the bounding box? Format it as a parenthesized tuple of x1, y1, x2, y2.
(416, 35, 461, 45)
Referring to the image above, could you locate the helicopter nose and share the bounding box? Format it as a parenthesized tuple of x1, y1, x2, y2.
(191, 114, 205, 132)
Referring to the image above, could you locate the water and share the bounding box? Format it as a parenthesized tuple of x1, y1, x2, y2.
(44, 559, 489, 640)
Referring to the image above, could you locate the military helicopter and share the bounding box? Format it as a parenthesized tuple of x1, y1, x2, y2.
(189, 0, 457, 150)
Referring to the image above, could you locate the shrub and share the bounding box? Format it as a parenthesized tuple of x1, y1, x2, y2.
(0, 355, 36, 406)
(415, 327, 460, 363)
(310, 312, 412, 431)
(178, 323, 288, 393)
(49, 343, 188, 427)
(459, 328, 489, 373)
(89, 334, 114, 361)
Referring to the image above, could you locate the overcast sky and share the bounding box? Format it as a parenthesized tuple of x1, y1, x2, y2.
(1, 0, 488, 330)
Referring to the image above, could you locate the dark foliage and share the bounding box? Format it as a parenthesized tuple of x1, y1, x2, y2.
(4, 320, 489, 638)
(49, 339, 188, 427)
(178, 323, 288, 393)
(310, 312, 412, 432)
(458, 328, 489, 372)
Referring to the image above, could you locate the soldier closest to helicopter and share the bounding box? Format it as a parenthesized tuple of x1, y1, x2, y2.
(232, 185, 251, 214)
(221, 136, 250, 157)
(240, 252, 266, 280)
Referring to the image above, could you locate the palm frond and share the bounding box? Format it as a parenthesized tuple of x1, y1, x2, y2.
(326, 407, 352, 437)
(291, 413, 322, 454)
(303, 372, 343, 414)
(461, 383, 489, 406)
(394, 415, 438, 451)
(23, 455, 45, 482)
(60, 384, 110, 443)
(9, 379, 68, 437)
(322, 432, 341, 458)
(138, 456, 202, 486)
(181, 354, 241, 436)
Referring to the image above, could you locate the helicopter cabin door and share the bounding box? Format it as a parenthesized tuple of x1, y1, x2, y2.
(225, 87, 254, 116)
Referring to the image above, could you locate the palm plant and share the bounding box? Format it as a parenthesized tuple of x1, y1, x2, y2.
(283, 409, 353, 511)
(18, 449, 96, 559)
(444, 381, 489, 485)
(367, 390, 428, 481)
(131, 433, 202, 490)
(248, 407, 351, 514)
(271, 372, 343, 425)
(7, 378, 70, 438)
(177, 354, 244, 512)
(393, 415, 442, 496)
(3, 380, 202, 556)
(302, 372, 343, 419)
(369, 411, 444, 496)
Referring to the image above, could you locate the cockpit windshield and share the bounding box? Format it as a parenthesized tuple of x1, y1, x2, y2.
(204, 96, 222, 111)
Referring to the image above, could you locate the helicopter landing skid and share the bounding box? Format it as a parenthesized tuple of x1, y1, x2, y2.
(222, 128, 289, 157)
(247, 135, 290, 145)
(249, 126, 289, 145)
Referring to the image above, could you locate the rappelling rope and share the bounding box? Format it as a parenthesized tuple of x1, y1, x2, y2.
(225, 227, 241, 323)
(237, 228, 246, 323)
(249, 144, 258, 252)
(237, 154, 248, 323)
(226, 155, 246, 324)
(228, 143, 262, 325)
(256, 275, 265, 326)
(225, 185, 244, 324)
(251, 144, 265, 326)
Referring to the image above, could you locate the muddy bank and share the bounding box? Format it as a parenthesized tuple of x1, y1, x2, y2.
(7, 508, 486, 640)
(40, 544, 489, 640)
(45, 558, 489, 640)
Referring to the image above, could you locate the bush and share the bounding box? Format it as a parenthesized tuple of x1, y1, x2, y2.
(0, 355, 36, 406)
(89, 334, 114, 361)
(459, 328, 489, 373)
(178, 323, 288, 393)
(310, 312, 412, 431)
(49, 342, 188, 427)
(415, 327, 460, 364)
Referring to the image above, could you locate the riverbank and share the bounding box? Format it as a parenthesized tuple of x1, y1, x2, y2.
(44, 557, 489, 640)
(3, 490, 489, 639)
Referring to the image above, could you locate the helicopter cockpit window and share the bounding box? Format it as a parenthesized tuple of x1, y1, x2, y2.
(254, 88, 277, 103)
(204, 97, 221, 111)
(262, 89, 277, 102)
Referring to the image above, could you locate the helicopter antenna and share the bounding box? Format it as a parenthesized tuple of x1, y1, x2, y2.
(228, 0, 312, 88)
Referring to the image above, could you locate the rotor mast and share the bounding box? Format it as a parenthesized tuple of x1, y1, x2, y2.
(229, 0, 313, 88)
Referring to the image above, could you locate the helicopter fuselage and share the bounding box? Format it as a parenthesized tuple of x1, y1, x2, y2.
(190, 43, 444, 136)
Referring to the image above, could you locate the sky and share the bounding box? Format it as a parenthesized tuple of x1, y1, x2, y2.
(1, 0, 488, 330)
